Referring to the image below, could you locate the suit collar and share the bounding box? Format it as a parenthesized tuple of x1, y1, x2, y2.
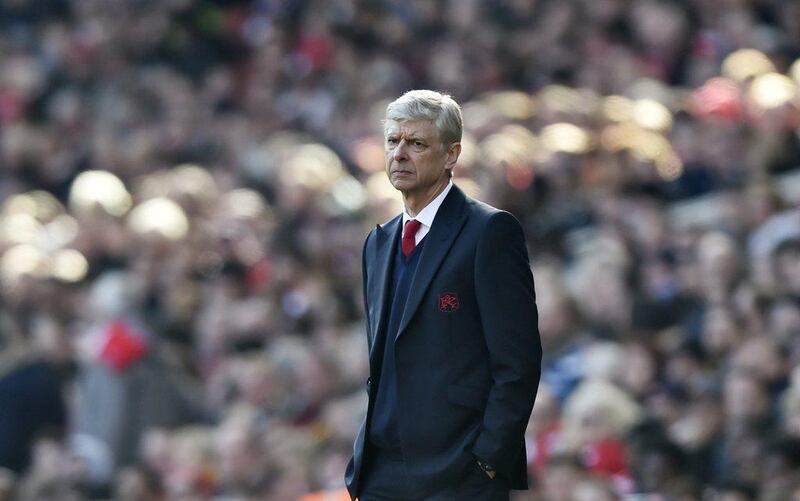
(376, 213, 400, 237)
(368, 213, 401, 363)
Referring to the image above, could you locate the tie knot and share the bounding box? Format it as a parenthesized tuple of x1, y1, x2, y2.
(402, 219, 422, 257)
(404, 219, 422, 238)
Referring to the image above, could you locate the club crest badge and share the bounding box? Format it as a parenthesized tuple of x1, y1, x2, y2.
(438, 292, 460, 313)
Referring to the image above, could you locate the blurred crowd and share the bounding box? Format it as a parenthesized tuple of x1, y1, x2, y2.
(1, 0, 800, 499)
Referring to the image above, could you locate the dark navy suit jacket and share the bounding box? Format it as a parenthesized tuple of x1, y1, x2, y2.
(346, 185, 542, 499)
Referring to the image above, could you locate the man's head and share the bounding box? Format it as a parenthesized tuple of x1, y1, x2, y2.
(385, 90, 463, 148)
(383, 90, 462, 207)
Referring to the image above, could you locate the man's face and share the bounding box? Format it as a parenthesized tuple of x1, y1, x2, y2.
(384, 119, 456, 198)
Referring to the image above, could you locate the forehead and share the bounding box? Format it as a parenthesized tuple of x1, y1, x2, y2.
(384, 119, 439, 139)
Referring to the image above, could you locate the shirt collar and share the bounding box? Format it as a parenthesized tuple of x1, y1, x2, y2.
(402, 180, 453, 228)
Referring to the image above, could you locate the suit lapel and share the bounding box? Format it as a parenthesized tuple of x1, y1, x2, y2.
(396, 185, 468, 342)
(368, 214, 401, 362)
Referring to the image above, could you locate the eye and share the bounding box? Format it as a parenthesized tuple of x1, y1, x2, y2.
(386, 137, 399, 145)
(414, 141, 424, 147)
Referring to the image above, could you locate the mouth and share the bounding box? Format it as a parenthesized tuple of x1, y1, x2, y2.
(392, 170, 414, 176)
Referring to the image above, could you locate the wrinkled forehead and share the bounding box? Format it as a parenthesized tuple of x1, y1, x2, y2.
(383, 119, 440, 140)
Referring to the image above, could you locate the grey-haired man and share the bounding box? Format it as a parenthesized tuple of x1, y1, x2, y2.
(346, 90, 541, 500)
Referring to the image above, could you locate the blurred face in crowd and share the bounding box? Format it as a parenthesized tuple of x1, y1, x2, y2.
(114, 467, 157, 501)
(774, 244, 800, 296)
(527, 384, 558, 436)
(702, 306, 741, 357)
(731, 336, 785, 385)
(308, 445, 352, 490)
(715, 490, 751, 501)
(698, 231, 740, 303)
(572, 478, 616, 501)
(384, 119, 460, 213)
(783, 393, 800, 437)
(669, 396, 722, 451)
(141, 429, 172, 474)
(769, 299, 800, 344)
(540, 459, 583, 501)
(724, 373, 769, 420)
(618, 343, 657, 398)
(535, 269, 575, 347)
(631, 0, 688, 51)
(235, 357, 282, 408)
(215, 425, 265, 487)
(782, 367, 800, 436)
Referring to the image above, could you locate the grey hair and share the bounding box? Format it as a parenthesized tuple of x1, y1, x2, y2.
(384, 90, 463, 148)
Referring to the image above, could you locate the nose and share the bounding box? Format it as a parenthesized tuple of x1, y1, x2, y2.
(392, 140, 409, 162)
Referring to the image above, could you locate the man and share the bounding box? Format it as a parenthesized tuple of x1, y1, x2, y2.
(345, 90, 541, 500)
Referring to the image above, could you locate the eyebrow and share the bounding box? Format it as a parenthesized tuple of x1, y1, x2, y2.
(385, 131, 428, 142)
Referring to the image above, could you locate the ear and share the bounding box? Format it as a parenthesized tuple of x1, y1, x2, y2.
(445, 142, 461, 169)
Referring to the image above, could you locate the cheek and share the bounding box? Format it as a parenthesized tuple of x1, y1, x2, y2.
(415, 155, 439, 175)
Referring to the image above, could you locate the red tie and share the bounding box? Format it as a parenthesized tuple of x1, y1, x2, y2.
(402, 219, 422, 257)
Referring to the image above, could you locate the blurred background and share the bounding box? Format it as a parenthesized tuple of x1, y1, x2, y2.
(1, 0, 800, 499)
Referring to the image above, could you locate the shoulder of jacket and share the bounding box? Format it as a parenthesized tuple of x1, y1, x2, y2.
(463, 196, 511, 225)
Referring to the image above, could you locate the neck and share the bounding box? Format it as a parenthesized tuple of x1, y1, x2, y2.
(403, 178, 450, 217)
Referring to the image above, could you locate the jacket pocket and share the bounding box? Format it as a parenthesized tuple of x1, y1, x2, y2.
(447, 384, 488, 411)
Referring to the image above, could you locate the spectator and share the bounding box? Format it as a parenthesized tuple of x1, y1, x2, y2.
(0, 0, 799, 498)
(0, 319, 66, 475)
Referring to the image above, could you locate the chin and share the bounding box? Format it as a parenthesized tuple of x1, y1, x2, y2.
(391, 180, 415, 191)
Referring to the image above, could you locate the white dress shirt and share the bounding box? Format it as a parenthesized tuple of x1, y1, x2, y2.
(402, 180, 454, 245)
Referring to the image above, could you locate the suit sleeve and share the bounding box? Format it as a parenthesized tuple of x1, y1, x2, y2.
(471, 211, 542, 475)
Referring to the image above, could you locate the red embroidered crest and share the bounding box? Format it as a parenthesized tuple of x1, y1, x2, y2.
(438, 292, 460, 312)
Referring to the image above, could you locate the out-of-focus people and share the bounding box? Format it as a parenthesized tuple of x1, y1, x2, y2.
(0, 316, 66, 475)
(73, 270, 203, 472)
(0, 0, 799, 498)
